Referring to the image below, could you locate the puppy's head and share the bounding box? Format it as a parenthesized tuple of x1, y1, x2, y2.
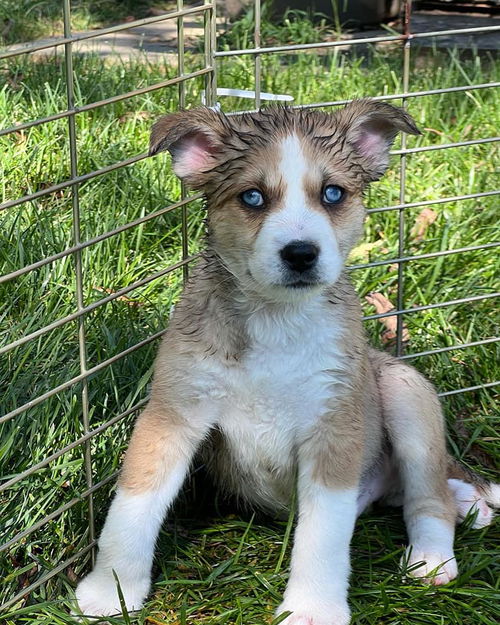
(150, 101, 419, 302)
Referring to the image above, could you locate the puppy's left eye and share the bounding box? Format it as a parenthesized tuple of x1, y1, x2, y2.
(322, 185, 344, 205)
(240, 189, 265, 208)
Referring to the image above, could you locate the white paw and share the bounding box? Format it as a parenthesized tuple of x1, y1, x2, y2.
(75, 569, 149, 617)
(276, 601, 350, 625)
(404, 547, 458, 585)
(448, 479, 495, 529)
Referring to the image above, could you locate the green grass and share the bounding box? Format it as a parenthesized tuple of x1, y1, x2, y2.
(0, 35, 499, 625)
(217, 6, 340, 51)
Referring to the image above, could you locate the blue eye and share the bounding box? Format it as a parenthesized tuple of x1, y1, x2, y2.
(322, 185, 344, 205)
(240, 189, 265, 208)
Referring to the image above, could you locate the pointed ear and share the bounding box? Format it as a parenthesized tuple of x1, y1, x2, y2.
(334, 100, 421, 181)
(149, 108, 227, 187)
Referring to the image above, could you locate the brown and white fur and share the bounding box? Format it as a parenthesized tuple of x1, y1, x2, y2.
(76, 101, 499, 624)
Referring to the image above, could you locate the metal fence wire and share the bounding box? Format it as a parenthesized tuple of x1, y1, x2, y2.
(0, 0, 499, 612)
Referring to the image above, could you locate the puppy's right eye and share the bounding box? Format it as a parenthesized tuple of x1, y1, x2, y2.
(240, 189, 265, 208)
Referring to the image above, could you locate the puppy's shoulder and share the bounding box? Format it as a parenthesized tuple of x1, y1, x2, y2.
(157, 254, 246, 367)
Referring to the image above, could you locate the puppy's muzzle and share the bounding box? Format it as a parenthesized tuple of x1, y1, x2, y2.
(280, 240, 319, 274)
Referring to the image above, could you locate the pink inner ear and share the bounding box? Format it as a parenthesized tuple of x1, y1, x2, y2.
(354, 129, 386, 159)
(173, 132, 216, 178)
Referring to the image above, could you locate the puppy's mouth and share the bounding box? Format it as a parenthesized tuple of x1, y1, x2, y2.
(245, 266, 324, 294)
(281, 269, 322, 289)
(286, 279, 319, 289)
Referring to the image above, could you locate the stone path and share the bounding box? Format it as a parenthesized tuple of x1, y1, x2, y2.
(4, 9, 499, 61)
(5, 11, 225, 63)
(359, 11, 500, 51)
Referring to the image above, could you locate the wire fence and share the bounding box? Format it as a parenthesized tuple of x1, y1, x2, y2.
(0, 0, 499, 612)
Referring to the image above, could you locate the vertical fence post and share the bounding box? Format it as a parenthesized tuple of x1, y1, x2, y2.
(62, 0, 95, 564)
(254, 0, 262, 109)
(204, 0, 218, 107)
(177, 0, 189, 282)
(396, 0, 412, 357)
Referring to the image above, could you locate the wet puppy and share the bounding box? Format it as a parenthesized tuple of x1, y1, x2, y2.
(76, 101, 499, 624)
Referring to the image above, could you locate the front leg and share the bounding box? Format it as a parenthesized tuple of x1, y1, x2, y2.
(277, 422, 363, 625)
(76, 399, 213, 617)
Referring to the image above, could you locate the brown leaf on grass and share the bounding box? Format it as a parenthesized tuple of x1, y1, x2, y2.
(410, 207, 437, 243)
(462, 124, 473, 138)
(13, 128, 26, 146)
(66, 565, 78, 583)
(365, 292, 410, 347)
(92, 286, 142, 306)
(118, 111, 154, 124)
(35, 181, 65, 200)
(6, 72, 25, 90)
(423, 127, 444, 136)
(145, 617, 169, 625)
(20, 564, 38, 588)
(348, 240, 384, 263)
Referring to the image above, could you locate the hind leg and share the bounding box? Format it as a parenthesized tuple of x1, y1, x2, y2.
(356, 451, 498, 528)
(356, 455, 498, 531)
(373, 353, 457, 584)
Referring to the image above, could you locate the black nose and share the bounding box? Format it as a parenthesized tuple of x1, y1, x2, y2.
(280, 241, 319, 273)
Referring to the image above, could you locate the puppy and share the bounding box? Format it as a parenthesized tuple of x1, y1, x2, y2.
(76, 101, 499, 624)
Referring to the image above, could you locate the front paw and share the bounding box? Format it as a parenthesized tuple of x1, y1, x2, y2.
(75, 569, 149, 616)
(403, 546, 458, 586)
(276, 600, 350, 625)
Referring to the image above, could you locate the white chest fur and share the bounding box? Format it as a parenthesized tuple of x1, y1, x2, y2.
(200, 298, 349, 507)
